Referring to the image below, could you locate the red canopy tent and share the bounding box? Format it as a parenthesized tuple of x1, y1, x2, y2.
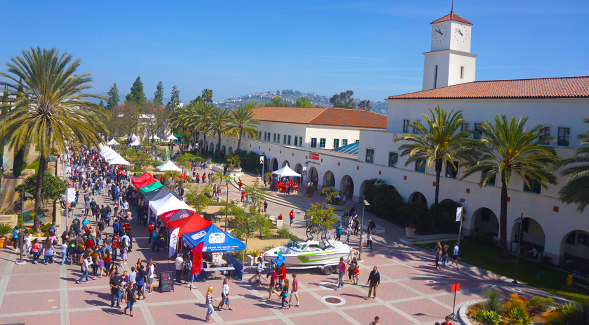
(167, 213, 212, 237)
(135, 175, 157, 189)
(131, 173, 153, 186)
(160, 209, 194, 224)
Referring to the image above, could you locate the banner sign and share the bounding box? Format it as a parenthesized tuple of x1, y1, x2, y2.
(192, 242, 204, 275)
(309, 153, 319, 160)
(169, 228, 180, 258)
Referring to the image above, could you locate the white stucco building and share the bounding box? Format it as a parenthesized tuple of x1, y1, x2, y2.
(217, 11, 589, 266)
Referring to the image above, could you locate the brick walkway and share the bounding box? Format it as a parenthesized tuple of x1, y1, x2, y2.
(0, 166, 568, 324)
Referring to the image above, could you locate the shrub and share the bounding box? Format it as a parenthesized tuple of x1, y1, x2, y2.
(509, 307, 531, 325)
(545, 310, 566, 325)
(0, 223, 12, 237)
(306, 185, 316, 195)
(152, 160, 163, 167)
(479, 289, 503, 313)
(474, 309, 499, 325)
(276, 227, 291, 239)
(527, 296, 555, 313)
(553, 303, 588, 325)
(473, 229, 495, 246)
(504, 294, 528, 316)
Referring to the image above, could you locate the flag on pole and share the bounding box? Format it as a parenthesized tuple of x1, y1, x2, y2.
(169, 228, 180, 258)
(192, 242, 204, 275)
(455, 207, 463, 222)
(66, 188, 76, 203)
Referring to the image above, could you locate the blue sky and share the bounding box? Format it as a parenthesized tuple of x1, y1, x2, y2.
(2, 0, 588, 103)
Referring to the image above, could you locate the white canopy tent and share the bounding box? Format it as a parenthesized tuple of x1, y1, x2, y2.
(129, 139, 141, 146)
(130, 134, 139, 140)
(100, 147, 113, 156)
(106, 139, 119, 145)
(166, 134, 178, 141)
(149, 135, 160, 141)
(102, 150, 119, 160)
(272, 165, 301, 177)
(156, 160, 182, 172)
(107, 155, 130, 165)
(149, 193, 194, 216)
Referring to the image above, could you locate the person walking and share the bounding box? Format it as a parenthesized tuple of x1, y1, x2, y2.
(217, 279, 233, 311)
(434, 242, 442, 270)
(442, 244, 449, 268)
(335, 223, 343, 241)
(289, 210, 295, 226)
(280, 278, 290, 309)
(369, 316, 380, 325)
(279, 264, 287, 289)
(451, 243, 459, 268)
(263, 200, 268, 213)
(109, 270, 122, 308)
(175, 254, 184, 283)
(336, 257, 346, 290)
(205, 286, 216, 323)
(366, 231, 373, 250)
(147, 259, 156, 294)
(76, 254, 90, 284)
(365, 266, 380, 299)
(267, 267, 280, 301)
(123, 282, 136, 317)
(288, 273, 299, 307)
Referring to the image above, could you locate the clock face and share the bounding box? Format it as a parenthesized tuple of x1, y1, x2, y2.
(433, 24, 448, 43)
(453, 24, 468, 43)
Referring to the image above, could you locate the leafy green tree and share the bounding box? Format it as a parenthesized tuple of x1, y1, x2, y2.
(329, 90, 356, 108)
(461, 115, 560, 256)
(106, 83, 120, 108)
(166, 85, 180, 110)
(125, 76, 146, 107)
(395, 106, 475, 231)
(15, 172, 67, 209)
(12, 146, 27, 177)
(295, 97, 313, 107)
(210, 107, 232, 160)
(120, 148, 152, 171)
(232, 205, 267, 253)
(0, 47, 108, 230)
(184, 184, 214, 214)
(306, 203, 338, 230)
(228, 103, 259, 152)
(559, 117, 589, 212)
(154, 81, 164, 107)
(98, 100, 105, 109)
(357, 99, 372, 111)
(243, 182, 266, 210)
(201, 89, 213, 103)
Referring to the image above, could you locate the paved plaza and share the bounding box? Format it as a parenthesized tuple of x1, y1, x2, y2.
(0, 166, 567, 325)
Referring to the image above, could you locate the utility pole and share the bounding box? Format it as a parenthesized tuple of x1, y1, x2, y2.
(456, 198, 466, 270)
(513, 213, 524, 284)
(358, 196, 370, 261)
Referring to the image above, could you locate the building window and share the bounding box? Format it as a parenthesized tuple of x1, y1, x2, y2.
(565, 232, 576, 245)
(434, 65, 438, 89)
(277, 134, 281, 143)
(474, 123, 482, 139)
(460, 66, 464, 79)
(319, 138, 326, 148)
(283, 135, 287, 144)
(299, 137, 303, 147)
(333, 139, 339, 149)
(415, 158, 426, 173)
(557, 127, 569, 146)
(481, 208, 491, 222)
(273, 133, 276, 142)
(258, 131, 261, 139)
(413, 120, 420, 134)
(539, 126, 551, 145)
(523, 178, 542, 194)
(287, 135, 291, 145)
(445, 161, 458, 179)
(461, 122, 469, 138)
(294, 136, 298, 146)
(482, 168, 496, 186)
(365, 149, 374, 163)
(579, 233, 589, 246)
(355, 140, 359, 143)
(388, 152, 398, 168)
(310, 138, 317, 148)
(342, 139, 348, 146)
(403, 119, 410, 133)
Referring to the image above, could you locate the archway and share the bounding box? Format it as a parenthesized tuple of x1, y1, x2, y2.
(271, 157, 278, 171)
(511, 217, 545, 253)
(559, 230, 589, 266)
(228, 147, 233, 154)
(221, 145, 226, 155)
(294, 163, 303, 174)
(308, 167, 318, 187)
(282, 160, 290, 168)
(408, 192, 428, 206)
(340, 175, 354, 198)
(208, 142, 214, 153)
(323, 171, 335, 189)
(470, 207, 499, 236)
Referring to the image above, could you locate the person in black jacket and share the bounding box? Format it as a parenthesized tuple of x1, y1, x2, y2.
(365, 266, 380, 299)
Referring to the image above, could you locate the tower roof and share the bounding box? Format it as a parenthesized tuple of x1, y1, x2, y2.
(431, 13, 472, 25)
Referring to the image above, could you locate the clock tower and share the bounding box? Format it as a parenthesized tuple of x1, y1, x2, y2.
(422, 11, 477, 90)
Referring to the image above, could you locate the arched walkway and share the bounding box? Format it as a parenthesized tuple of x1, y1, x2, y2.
(308, 167, 318, 188)
(228, 147, 233, 154)
(208, 142, 214, 153)
(470, 207, 499, 236)
(408, 192, 428, 206)
(221, 145, 226, 155)
(559, 230, 589, 265)
(271, 158, 278, 171)
(282, 160, 290, 168)
(340, 175, 354, 198)
(323, 171, 335, 189)
(294, 163, 303, 174)
(511, 217, 545, 253)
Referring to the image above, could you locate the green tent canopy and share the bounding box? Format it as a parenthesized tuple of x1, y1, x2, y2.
(173, 134, 182, 138)
(140, 181, 163, 195)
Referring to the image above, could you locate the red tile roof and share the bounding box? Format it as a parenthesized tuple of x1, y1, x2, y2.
(431, 13, 472, 25)
(251, 107, 386, 129)
(388, 76, 589, 100)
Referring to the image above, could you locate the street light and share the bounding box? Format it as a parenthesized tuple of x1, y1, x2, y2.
(358, 197, 370, 261)
(456, 198, 466, 270)
(225, 177, 230, 231)
(512, 213, 524, 284)
(16, 191, 33, 265)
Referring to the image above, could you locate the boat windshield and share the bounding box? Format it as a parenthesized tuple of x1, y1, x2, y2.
(318, 239, 333, 250)
(284, 240, 305, 252)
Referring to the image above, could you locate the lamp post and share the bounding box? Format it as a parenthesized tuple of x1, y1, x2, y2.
(16, 191, 33, 265)
(456, 198, 466, 270)
(512, 213, 524, 284)
(358, 197, 370, 261)
(225, 177, 230, 231)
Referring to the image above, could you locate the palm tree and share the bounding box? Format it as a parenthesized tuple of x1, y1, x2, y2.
(210, 107, 231, 160)
(201, 89, 213, 103)
(461, 115, 560, 256)
(228, 103, 259, 153)
(195, 101, 216, 155)
(559, 118, 589, 212)
(0, 47, 107, 230)
(394, 106, 475, 231)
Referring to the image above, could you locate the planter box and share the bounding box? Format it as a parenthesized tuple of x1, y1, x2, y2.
(0, 238, 6, 248)
(325, 203, 347, 211)
(307, 193, 314, 197)
(297, 190, 304, 198)
(405, 227, 416, 239)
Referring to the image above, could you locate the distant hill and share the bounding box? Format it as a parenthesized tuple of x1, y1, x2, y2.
(215, 90, 388, 115)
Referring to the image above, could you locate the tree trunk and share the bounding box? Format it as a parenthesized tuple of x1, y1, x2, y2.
(34, 155, 47, 232)
(499, 171, 509, 257)
(429, 158, 443, 232)
(236, 128, 243, 153)
(203, 134, 207, 155)
(217, 132, 222, 161)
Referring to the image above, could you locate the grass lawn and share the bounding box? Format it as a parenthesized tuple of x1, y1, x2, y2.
(26, 159, 39, 172)
(416, 240, 589, 303)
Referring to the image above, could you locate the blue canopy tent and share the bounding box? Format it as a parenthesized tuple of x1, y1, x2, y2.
(183, 224, 245, 280)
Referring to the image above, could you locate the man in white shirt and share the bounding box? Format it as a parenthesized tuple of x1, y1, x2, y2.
(175, 254, 184, 283)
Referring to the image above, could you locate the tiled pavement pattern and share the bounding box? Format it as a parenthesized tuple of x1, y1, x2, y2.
(0, 164, 568, 324)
